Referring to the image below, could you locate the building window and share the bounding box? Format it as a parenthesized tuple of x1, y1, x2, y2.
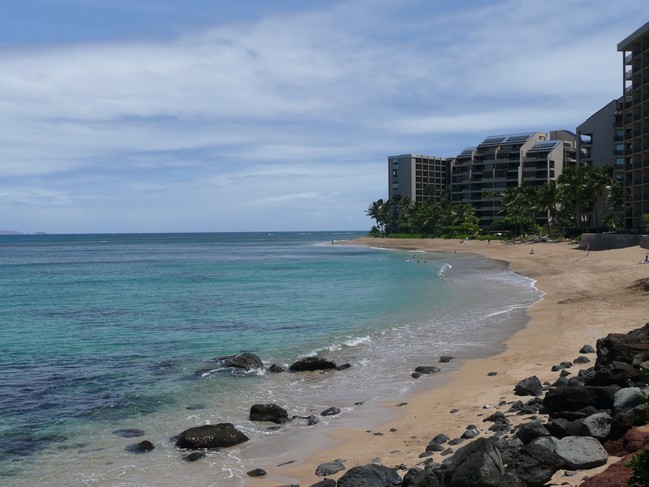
(392, 183, 399, 190)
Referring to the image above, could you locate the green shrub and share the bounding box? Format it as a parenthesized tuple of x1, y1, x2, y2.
(627, 448, 649, 487)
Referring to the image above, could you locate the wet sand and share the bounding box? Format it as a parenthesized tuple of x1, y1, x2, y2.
(250, 238, 649, 486)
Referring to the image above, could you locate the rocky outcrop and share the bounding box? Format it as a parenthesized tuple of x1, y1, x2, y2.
(595, 322, 649, 368)
(175, 423, 249, 449)
(289, 357, 337, 372)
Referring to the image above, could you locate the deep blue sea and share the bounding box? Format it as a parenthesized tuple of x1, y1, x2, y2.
(0, 232, 541, 486)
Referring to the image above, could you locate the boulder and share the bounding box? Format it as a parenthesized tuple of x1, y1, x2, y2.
(432, 433, 450, 444)
(492, 437, 524, 466)
(439, 356, 455, 363)
(581, 412, 612, 440)
(268, 364, 285, 373)
(289, 357, 337, 372)
(553, 436, 608, 470)
(574, 356, 591, 364)
(401, 466, 440, 487)
(441, 437, 504, 487)
(613, 387, 647, 413)
(425, 441, 445, 452)
(321, 407, 341, 416)
(584, 361, 642, 387)
(175, 423, 249, 449)
(250, 404, 289, 424)
(545, 418, 584, 439)
(215, 352, 264, 370)
(543, 385, 619, 418)
(336, 464, 401, 487)
(310, 480, 337, 487)
(415, 366, 442, 375)
(514, 422, 550, 445)
(595, 322, 649, 368)
(315, 459, 345, 477)
(609, 410, 637, 440)
(510, 443, 564, 487)
(514, 376, 543, 396)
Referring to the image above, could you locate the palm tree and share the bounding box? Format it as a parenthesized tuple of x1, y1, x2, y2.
(366, 199, 388, 234)
(501, 186, 534, 237)
(535, 180, 561, 236)
(557, 165, 589, 232)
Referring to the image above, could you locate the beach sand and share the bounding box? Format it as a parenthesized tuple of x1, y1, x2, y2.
(249, 238, 649, 486)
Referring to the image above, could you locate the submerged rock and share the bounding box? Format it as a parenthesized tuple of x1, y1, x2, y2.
(289, 357, 337, 372)
(214, 352, 264, 370)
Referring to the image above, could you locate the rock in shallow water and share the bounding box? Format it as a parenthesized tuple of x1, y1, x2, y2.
(175, 423, 249, 449)
(289, 357, 337, 372)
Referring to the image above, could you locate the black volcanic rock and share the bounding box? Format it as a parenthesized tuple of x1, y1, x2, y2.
(175, 423, 249, 449)
(543, 385, 619, 418)
(250, 403, 289, 424)
(514, 376, 543, 396)
(336, 464, 401, 487)
(289, 357, 337, 372)
(595, 322, 649, 368)
(214, 352, 264, 370)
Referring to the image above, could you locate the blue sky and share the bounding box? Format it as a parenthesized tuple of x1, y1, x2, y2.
(0, 0, 647, 233)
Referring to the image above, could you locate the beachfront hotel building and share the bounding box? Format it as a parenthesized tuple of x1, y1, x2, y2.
(388, 154, 452, 204)
(618, 21, 649, 231)
(450, 132, 575, 227)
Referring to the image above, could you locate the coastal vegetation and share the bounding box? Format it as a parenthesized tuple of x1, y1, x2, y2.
(367, 164, 623, 238)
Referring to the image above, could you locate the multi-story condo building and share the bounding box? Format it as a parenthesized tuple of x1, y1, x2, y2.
(388, 154, 451, 203)
(450, 132, 576, 228)
(618, 21, 649, 231)
(451, 132, 548, 227)
(577, 99, 621, 170)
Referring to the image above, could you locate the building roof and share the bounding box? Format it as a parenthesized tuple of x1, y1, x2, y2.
(456, 147, 476, 158)
(526, 140, 560, 154)
(618, 21, 649, 51)
(477, 132, 537, 149)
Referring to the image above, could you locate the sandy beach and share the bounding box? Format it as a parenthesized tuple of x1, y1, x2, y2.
(250, 237, 649, 486)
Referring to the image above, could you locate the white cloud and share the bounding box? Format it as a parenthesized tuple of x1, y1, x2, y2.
(0, 0, 646, 232)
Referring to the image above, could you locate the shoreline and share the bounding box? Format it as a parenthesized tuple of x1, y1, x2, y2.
(250, 237, 649, 486)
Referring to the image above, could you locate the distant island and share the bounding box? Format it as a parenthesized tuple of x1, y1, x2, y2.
(0, 230, 48, 235)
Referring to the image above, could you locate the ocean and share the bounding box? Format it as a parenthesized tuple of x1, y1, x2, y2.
(0, 232, 541, 486)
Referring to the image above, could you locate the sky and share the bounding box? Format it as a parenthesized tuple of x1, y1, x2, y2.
(0, 0, 647, 234)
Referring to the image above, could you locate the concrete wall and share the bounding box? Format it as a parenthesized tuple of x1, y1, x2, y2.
(580, 233, 644, 250)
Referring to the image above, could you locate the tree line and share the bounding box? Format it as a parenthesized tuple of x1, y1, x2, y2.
(366, 164, 623, 238)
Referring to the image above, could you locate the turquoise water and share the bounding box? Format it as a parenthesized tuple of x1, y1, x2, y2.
(0, 232, 541, 486)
